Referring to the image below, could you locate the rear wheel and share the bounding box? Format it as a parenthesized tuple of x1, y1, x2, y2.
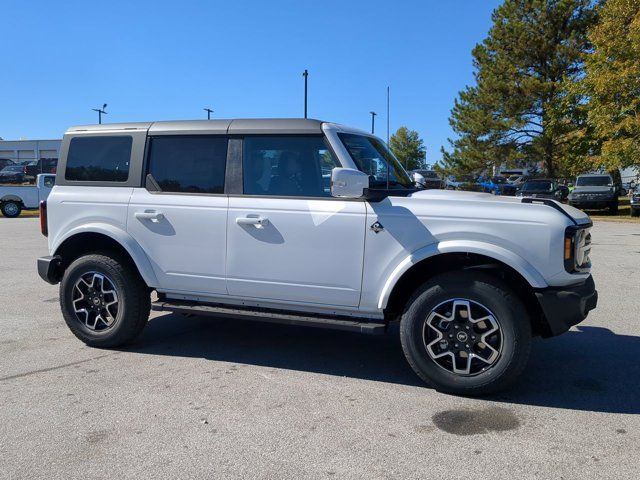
(400, 271, 531, 396)
(59, 253, 150, 347)
(1, 201, 22, 218)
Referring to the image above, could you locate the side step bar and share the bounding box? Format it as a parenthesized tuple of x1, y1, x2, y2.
(151, 299, 387, 335)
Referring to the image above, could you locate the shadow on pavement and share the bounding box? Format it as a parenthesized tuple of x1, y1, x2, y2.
(124, 315, 640, 414)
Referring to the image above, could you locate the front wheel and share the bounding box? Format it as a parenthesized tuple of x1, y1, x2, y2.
(59, 253, 150, 347)
(400, 271, 531, 396)
(1, 201, 22, 218)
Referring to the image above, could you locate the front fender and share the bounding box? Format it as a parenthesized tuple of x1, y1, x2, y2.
(51, 223, 159, 288)
(377, 240, 548, 309)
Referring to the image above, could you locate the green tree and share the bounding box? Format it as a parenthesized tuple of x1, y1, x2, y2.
(580, 0, 640, 171)
(441, 0, 597, 178)
(389, 127, 426, 170)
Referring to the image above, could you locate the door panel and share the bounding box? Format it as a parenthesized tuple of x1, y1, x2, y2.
(128, 189, 228, 294)
(226, 197, 366, 306)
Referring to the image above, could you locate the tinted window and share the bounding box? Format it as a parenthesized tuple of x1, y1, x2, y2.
(147, 136, 227, 194)
(522, 181, 553, 191)
(243, 136, 339, 197)
(576, 175, 611, 187)
(66, 136, 132, 182)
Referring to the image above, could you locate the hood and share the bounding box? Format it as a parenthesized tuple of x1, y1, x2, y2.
(401, 189, 591, 225)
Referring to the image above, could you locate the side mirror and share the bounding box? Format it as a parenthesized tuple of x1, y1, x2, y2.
(331, 168, 369, 198)
(412, 172, 426, 188)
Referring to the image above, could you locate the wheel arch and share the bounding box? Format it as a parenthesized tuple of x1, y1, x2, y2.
(1, 195, 25, 204)
(52, 226, 158, 288)
(381, 243, 551, 336)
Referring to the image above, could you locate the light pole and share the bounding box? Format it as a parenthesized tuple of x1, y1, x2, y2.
(386, 86, 390, 144)
(204, 108, 213, 120)
(92, 104, 107, 124)
(303, 69, 308, 119)
(370, 111, 377, 134)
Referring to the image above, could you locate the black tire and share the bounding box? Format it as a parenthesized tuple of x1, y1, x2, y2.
(1, 201, 22, 218)
(399, 271, 532, 396)
(59, 253, 150, 347)
(609, 201, 618, 214)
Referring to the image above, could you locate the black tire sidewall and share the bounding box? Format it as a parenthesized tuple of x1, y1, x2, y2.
(60, 255, 142, 346)
(400, 272, 531, 395)
(1, 201, 22, 218)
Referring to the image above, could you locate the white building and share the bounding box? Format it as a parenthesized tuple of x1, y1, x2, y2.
(0, 138, 61, 164)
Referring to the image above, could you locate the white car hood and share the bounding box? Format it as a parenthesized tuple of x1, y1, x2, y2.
(406, 189, 591, 225)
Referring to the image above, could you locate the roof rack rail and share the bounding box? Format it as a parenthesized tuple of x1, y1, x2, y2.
(521, 197, 577, 225)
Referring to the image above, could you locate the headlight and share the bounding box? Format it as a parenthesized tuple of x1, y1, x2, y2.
(564, 225, 592, 273)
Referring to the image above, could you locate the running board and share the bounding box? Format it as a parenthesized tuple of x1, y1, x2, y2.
(151, 299, 387, 335)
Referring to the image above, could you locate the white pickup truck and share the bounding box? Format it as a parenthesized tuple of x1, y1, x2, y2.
(36, 119, 597, 395)
(0, 174, 55, 217)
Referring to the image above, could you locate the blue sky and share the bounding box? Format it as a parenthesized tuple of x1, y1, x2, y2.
(1, 0, 501, 162)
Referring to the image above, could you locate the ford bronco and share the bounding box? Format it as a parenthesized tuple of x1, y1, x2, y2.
(37, 119, 597, 395)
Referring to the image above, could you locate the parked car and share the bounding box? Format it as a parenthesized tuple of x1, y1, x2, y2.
(516, 179, 568, 201)
(477, 176, 517, 196)
(0, 174, 55, 217)
(0, 158, 16, 170)
(0, 165, 27, 184)
(24, 158, 58, 181)
(446, 174, 483, 191)
(568, 174, 619, 214)
(37, 119, 597, 396)
(411, 169, 444, 189)
(630, 186, 639, 217)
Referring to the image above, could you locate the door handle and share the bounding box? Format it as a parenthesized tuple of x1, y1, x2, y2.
(236, 215, 269, 228)
(135, 210, 164, 223)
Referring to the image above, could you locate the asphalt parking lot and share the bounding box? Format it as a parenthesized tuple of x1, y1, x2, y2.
(1, 218, 639, 479)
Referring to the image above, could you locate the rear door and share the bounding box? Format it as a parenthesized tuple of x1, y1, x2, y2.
(226, 135, 367, 307)
(127, 135, 229, 295)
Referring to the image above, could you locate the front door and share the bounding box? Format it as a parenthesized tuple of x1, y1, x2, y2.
(127, 135, 229, 295)
(226, 135, 366, 307)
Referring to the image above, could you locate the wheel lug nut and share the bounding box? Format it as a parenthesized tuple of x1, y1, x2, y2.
(448, 334, 453, 339)
(471, 336, 476, 340)
(466, 326, 470, 330)
(465, 344, 470, 349)
(454, 325, 459, 329)
(454, 343, 459, 348)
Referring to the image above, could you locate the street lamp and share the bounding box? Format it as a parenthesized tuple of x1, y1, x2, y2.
(370, 111, 377, 134)
(303, 69, 308, 119)
(204, 108, 214, 120)
(92, 104, 107, 124)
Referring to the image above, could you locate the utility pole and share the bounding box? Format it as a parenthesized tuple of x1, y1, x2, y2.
(204, 108, 213, 120)
(303, 69, 308, 119)
(369, 111, 377, 134)
(92, 104, 107, 124)
(386, 86, 390, 143)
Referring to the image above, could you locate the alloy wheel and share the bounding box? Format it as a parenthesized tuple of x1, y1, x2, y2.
(422, 299, 503, 376)
(71, 271, 119, 331)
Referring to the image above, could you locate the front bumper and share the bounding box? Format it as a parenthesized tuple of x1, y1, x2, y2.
(37, 255, 62, 285)
(569, 198, 614, 209)
(535, 275, 597, 337)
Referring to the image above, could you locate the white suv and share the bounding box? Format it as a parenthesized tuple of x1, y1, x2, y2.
(37, 119, 597, 395)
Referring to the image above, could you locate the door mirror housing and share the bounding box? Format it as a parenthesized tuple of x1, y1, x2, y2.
(331, 168, 369, 198)
(412, 172, 426, 188)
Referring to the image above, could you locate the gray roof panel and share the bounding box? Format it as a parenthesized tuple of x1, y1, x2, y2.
(228, 118, 323, 135)
(148, 120, 232, 135)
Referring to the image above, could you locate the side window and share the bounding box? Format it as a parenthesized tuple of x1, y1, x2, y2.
(243, 136, 339, 197)
(65, 136, 132, 182)
(43, 176, 55, 188)
(147, 136, 227, 194)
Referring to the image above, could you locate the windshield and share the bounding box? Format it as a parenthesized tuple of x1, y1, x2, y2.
(522, 181, 553, 192)
(507, 175, 520, 182)
(576, 175, 612, 187)
(492, 177, 506, 184)
(1, 166, 22, 172)
(338, 133, 413, 189)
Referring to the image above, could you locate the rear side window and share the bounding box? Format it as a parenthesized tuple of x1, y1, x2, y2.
(147, 136, 227, 194)
(65, 136, 132, 182)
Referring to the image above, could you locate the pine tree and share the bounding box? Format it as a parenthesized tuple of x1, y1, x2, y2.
(441, 0, 597, 178)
